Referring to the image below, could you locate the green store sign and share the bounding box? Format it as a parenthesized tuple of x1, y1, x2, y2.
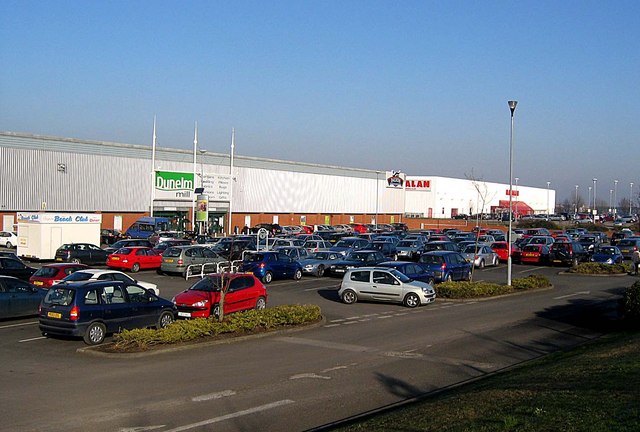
(154, 171, 195, 201)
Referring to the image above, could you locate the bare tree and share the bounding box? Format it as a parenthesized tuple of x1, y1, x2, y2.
(465, 173, 497, 280)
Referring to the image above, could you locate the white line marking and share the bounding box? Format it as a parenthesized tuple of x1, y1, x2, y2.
(119, 426, 166, 432)
(191, 390, 236, 402)
(162, 400, 295, 432)
(0, 321, 38, 329)
(554, 291, 590, 300)
(358, 318, 371, 322)
(394, 312, 408, 316)
(324, 324, 340, 328)
(362, 313, 379, 317)
(343, 321, 358, 325)
(377, 315, 392, 319)
(290, 373, 331, 380)
(322, 365, 349, 372)
(345, 316, 361, 320)
(18, 336, 46, 343)
(330, 319, 346, 323)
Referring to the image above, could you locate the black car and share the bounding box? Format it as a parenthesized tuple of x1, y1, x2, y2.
(39, 280, 176, 345)
(549, 241, 590, 267)
(211, 238, 257, 261)
(377, 261, 435, 285)
(103, 239, 154, 254)
(250, 223, 283, 236)
(370, 241, 398, 260)
(327, 250, 387, 277)
(0, 276, 47, 319)
(54, 243, 110, 265)
(0, 256, 37, 281)
(100, 229, 122, 246)
(422, 241, 459, 254)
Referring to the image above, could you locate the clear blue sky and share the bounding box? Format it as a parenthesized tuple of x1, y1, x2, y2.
(1, 0, 638, 205)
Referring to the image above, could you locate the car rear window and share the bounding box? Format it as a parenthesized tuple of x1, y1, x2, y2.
(63, 271, 92, 281)
(164, 247, 183, 257)
(33, 267, 60, 277)
(44, 287, 75, 306)
(420, 255, 444, 265)
(114, 248, 132, 255)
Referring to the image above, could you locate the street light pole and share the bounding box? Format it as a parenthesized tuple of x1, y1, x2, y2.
(507, 100, 517, 287)
(375, 171, 380, 230)
(546, 181, 551, 215)
(575, 185, 579, 214)
(593, 178, 598, 217)
(614, 179, 618, 215)
(515, 177, 519, 219)
(631, 182, 635, 214)
(588, 186, 592, 212)
(609, 189, 613, 213)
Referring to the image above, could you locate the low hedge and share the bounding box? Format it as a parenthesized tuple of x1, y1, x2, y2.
(567, 262, 629, 275)
(435, 275, 550, 299)
(112, 304, 322, 351)
(619, 281, 640, 327)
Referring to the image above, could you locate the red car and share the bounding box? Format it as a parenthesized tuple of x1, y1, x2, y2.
(173, 273, 268, 318)
(520, 244, 550, 265)
(29, 263, 88, 288)
(106, 247, 162, 272)
(349, 223, 368, 234)
(489, 241, 510, 262)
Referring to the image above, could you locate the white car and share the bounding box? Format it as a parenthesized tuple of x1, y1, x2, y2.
(0, 231, 18, 249)
(60, 269, 159, 295)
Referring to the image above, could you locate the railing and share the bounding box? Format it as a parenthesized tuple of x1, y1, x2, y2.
(184, 260, 244, 280)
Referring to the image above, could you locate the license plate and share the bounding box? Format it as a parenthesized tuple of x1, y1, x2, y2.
(553, 260, 562, 263)
(111, 256, 120, 261)
(47, 312, 62, 319)
(33, 280, 43, 286)
(621, 250, 629, 254)
(334, 269, 345, 273)
(524, 253, 536, 257)
(178, 311, 191, 317)
(55, 258, 62, 262)
(165, 259, 174, 263)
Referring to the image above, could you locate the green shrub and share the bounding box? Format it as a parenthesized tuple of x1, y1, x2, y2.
(112, 304, 321, 351)
(619, 281, 640, 326)
(569, 263, 628, 274)
(435, 275, 550, 299)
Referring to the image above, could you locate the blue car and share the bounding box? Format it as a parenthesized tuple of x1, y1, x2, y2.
(377, 261, 436, 285)
(298, 251, 342, 277)
(240, 251, 303, 284)
(418, 251, 472, 282)
(590, 246, 624, 265)
(0, 276, 47, 319)
(329, 237, 372, 256)
(327, 250, 386, 277)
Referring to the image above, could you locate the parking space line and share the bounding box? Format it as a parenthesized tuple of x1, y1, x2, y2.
(18, 336, 46, 343)
(0, 321, 38, 329)
(192, 390, 236, 402)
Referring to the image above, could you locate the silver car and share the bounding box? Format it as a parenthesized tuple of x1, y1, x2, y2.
(160, 245, 225, 276)
(338, 267, 436, 308)
(460, 244, 500, 268)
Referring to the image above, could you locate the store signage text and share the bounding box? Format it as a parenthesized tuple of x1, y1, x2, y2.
(405, 179, 431, 190)
(155, 171, 194, 201)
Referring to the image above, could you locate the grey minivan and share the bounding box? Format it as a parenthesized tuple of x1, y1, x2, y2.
(159, 245, 226, 276)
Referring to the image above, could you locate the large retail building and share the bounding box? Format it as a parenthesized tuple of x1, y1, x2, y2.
(0, 131, 555, 233)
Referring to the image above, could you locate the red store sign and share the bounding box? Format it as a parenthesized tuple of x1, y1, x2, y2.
(406, 179, 431, 190)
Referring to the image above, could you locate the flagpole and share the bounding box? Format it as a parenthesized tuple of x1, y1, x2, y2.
(228, 128, 235, 235)
(192, 121, 198, 232)
(150, 115, 157, 217)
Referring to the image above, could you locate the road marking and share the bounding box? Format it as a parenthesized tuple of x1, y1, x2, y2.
(358, 318, 371, 322)
(191, 390, 236, 402)
(0, 321, 38, 329)
(18, 336, 46, 343)
(377, 315, 392, 319)
(345, 316, 361, 320)
(554, 291, 591, 300)
(276, 336, 374, 353)
(330, 319, 346, 323)
(120, 427, 165, 432)
(322, 365, 350, 372)
(324, 324, 340, 328)
(362, 313, 379, 317)
(343, 321, 358, 325)
(162, 400, 295, 432)
(290, 373, 331, 380)
(519, 267, 544, 274)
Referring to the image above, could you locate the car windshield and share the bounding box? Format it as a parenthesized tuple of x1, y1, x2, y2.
(347, 252, 368, 262)
(189, 276, 224, 292)
(420, 255, 443, 265)
(310, 252, 333, 260)
(462, 245, 479, 253)
(595, 247, 617, 255)
(389, 268, 411, 282)
(244, 253, 266, 262)
(63, 271, 93, 281)
(334, 239, 357, 247)
(33, 267, 59, 277)
(398, 241, 418, 248)
(43, 287, 75, 306)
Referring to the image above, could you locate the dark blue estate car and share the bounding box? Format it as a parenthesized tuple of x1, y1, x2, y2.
(240, 251, 303, 284)
(39, 280, 176, 345)
(418, 251, 472, 283)
(377, 261, 436, 285)
(0, 276, 47, 319)
(327, 250, 387, 277)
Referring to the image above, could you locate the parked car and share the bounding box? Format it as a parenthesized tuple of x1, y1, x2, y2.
(338, 267, 436, 308)
(153, 239, 193, 254)
(107, 247, 163, 273)
(0, 276, 47, 319)
(377, 261, 436, 285)
(520, 244, 551, 265)
(61, 269, 159, 295)
(390, 223, 409, 234)
(489, 241, 511, 262)
(160, 245, 226, 276)
(275, 246, 312, 261)
(418, 251, 472, 282)
(395, 239, 426, 261)
(147, 231, 185, 245)
(549, 241, 589, 267)
(298, 251, 343, 277)
(54, 243, 110, 265)
(29, 263, 88, 288)
(590, 246, 624, 265)
(349, 223, 369, 234)
(210, 238, 257, 261)
(577, 235, 601, 252)
(99, 229, 122, 246)
(250, 223, 283, 236)
(610, 231, 634, 246)
(370, 241, 398, 260)
(103, 239, 154, 254)
(0, 256, 37, 281)
(269, 238, 305, 249)
(282, 225, 304, 236)
(327, 250, 387, 277)
(476, 235, 496, 245)
(302, 239, 332, 253)
(239, 251, 303, 283)
(459, 244, 500, 268)
(329, 237, 371, 256)
(0, 231, 18, 248)
(173, 273, 267, 318)
(616, 238, 640, 260)
(422, 241, 458, 254)
(39, 280, 176, 345)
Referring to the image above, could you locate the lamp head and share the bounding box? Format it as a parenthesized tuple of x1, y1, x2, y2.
(508, 100, 518, 115)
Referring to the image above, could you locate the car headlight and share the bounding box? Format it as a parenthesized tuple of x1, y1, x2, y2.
(304, 265, 313, 270)
(192, 300, 208, 307)
(346, 265, 355, 269)
(606, 258, 613, 264)
(421, 287, 434, 294)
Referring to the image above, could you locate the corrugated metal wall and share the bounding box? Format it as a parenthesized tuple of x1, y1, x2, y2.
(0, 132, 404, 214)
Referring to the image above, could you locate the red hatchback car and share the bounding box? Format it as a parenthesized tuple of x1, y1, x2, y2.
(489, 241, 510, 262)
(173, 273, 268, 318)
(29, 263, 88, 288)
(106, 247, 162, 273)
(520, 244, 550, 265)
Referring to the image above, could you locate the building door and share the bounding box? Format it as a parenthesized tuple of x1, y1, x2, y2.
(2, 215, 14, 231)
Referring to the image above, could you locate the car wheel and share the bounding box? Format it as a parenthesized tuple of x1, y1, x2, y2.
(83, 322, 106, 345)
(478, 259, 485, 269)
(445, 274, 453, 282)
(71, 258, 82, 264)
(131, 263, 140, 273)
(255, 296, 266, 310)
(5, 241, 12, 248)
(262, 272, 273, 284)
(341, 289, 357, 304)
(403, 292, 420, 308)
(316, 265, 325, 277)
(571, 257, 579, 267)
(427, 277, 435, 285)
(493, 257, 499, 266)
(212, 304, 221, 318)
(157, 311, 174, 329)
(393, 254, 398, 261)
(293, 269, 303, 281)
